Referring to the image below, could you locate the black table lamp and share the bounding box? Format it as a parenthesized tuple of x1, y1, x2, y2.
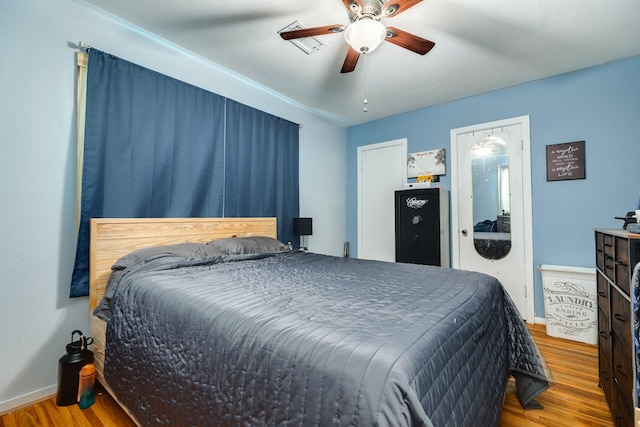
(293, 217, 313, 250)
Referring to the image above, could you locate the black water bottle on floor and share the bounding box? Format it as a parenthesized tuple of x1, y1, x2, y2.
(56, 330, 94, 406)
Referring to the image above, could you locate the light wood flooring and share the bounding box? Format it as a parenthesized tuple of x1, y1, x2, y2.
(1, 324, 614, 427)
(500, 324, 614, 427)
(0, 383, 135, 427)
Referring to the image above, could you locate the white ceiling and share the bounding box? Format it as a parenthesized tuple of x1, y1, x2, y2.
(81, 0, 640, 127)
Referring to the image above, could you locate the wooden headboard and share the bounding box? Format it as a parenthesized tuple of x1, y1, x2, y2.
(89, 217, 278, 310)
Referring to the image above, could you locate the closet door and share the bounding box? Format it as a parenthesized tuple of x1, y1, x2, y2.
(358, 139, 406, 262)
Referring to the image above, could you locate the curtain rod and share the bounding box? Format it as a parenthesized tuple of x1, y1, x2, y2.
(74, 42, 303, 128)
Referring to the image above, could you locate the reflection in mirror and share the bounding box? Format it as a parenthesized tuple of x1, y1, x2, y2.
(471, 136, 511, 260)
(498, 165, 510, 215)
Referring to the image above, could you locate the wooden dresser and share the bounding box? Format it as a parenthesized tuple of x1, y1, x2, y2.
(595, 229, 640, 427)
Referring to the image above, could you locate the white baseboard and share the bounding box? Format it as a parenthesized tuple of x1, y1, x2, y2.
(525, 316, 546, 325)
(0, 385, 56, 415)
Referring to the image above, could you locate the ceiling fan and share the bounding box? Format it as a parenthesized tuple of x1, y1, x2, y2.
(279, 0, 435, 73)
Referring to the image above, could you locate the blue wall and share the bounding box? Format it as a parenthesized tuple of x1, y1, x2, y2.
(346, 55, 640, 317)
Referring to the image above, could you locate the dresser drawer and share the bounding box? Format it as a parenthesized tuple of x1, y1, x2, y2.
(611, 384, 634, 427)
(615, 237, 630, 265)
(610, 289, 631, 351)
(595, 232, 605, 270)
(604, 259, 615, 283)
(597, 273, 610, 319)
(599, 344, 613, 409)
(596, 250, 605, 271)
(614, 236, 631, 295)
(603, 234, 615, 257)
(612, 336, 633, 400)
(598, 307, 611, 345)
(596, 231, 604, 252)
(603, 234, 615, 281)
(615, 262, 630, 295)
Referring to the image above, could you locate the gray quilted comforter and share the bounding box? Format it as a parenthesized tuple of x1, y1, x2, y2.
(100, 251, 549, 426)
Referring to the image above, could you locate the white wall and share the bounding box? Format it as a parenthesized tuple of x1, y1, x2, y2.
(0, 0, 346, 409)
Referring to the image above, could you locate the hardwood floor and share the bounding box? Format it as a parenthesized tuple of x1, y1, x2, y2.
(0, 384, 136, 427)
(500, 323, 614, 427)
(1, 324, 614, 426)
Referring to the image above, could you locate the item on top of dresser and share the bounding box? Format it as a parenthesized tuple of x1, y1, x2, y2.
(615, 211, 638, 229)
(627, 223, 640, 234)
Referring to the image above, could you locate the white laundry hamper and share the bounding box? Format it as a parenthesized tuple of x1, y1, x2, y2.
(538, 264, 597, 344)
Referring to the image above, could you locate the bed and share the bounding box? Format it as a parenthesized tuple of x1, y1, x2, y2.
(88, 217, 550, 426)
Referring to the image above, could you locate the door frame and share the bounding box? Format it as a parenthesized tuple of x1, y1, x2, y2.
(450, 115, 534, 322)
(357, 138, 407, 260)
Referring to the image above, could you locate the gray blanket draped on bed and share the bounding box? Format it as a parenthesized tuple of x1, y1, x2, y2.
(98, 251, 549, 426)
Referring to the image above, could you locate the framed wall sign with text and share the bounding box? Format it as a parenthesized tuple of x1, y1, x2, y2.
(546, 141, 586, 181)
(407, 148, 446, 178)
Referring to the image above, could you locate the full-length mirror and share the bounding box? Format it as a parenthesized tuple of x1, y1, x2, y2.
(471, 136, 511, 260)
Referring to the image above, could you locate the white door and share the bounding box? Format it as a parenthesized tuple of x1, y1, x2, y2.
(451, 116, 534, 321)
(358, 139, 407, 261)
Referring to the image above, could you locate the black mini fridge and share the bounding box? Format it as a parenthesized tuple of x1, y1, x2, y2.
(395, 188, 449, 267)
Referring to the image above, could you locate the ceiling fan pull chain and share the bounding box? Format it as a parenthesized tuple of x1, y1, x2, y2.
(363, 53, 369, 112)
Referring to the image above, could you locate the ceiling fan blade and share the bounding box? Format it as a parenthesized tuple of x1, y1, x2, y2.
(381, 0, 422, 17)
(385, 26, 435, 55)
(342, 0, 364, 13)
(280, 25, 345, 40)
(340, 47, 361, 73)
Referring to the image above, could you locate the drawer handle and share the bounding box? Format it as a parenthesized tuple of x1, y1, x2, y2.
(599, 331, 610, 338)
(597, 292, 607, 297)
(613, 313, 626, 323)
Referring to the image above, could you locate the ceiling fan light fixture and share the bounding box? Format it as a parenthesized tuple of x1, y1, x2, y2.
(344, 19, 386, 53)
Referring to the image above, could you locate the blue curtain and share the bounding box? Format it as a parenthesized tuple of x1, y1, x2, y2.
(225, 100, 299, 246)
(70, 50, 299, 297)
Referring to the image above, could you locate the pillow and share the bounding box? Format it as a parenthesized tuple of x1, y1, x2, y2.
(206, 236, 290, 255)
(96, 243, 226, 322)
(112, 242, 225, 270)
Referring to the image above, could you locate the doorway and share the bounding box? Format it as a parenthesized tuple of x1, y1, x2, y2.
(357, 139, 407, 262)
(450, 116, 534, 321)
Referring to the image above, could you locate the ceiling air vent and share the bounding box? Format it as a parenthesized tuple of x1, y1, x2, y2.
(278, 21, 327, 55)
